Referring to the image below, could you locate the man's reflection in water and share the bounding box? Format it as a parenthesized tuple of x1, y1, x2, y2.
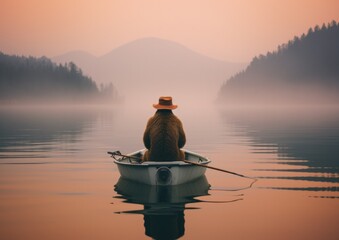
(114, 176, 210, 240)
(143, 205, 185, 239)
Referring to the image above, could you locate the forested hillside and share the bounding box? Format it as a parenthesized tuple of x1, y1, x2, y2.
(0, 52, 119, 104)
(218, 21, 339, 105)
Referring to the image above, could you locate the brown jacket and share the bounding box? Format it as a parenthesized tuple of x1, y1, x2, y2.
(143, 110, 186, 161)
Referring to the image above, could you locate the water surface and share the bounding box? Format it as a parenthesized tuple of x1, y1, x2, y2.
(0, 105, 338, 239)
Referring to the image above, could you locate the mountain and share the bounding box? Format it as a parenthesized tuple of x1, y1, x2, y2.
(0, 52, 118, 104)
(53, 38, 246, 105)
(218, 21, 339, 106)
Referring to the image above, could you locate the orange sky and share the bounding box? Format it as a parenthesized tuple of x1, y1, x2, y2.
(1, 0, 338, 62)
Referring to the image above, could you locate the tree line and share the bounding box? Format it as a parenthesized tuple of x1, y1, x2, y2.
(218, 20, 339, 105)
(0, 52, 119, 104)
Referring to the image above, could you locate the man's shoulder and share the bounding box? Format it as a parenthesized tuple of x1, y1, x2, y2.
(171, 113, 182, 121)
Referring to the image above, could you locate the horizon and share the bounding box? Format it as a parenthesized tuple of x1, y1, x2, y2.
(1, 0, 339, 62)
(1, 22, 338, 107)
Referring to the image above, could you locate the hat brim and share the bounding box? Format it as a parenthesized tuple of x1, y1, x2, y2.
(153, 104, 177, 110)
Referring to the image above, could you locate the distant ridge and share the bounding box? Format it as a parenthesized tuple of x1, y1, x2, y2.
(218, 21, 339, 105)
(99, 37, 232, 63)
(53, 38, 246, 104)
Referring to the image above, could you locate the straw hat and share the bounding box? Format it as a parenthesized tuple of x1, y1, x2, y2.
(153, 96, 178, 110)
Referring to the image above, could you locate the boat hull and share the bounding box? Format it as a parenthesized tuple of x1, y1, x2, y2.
(114, 149, 210, 186)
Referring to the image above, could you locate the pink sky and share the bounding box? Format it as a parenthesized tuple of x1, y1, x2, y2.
(1, 0, 338, 62)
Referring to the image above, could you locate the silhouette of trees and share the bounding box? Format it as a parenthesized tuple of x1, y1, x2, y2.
(219, 21, 339, 105)
(0, 53, 119, 104)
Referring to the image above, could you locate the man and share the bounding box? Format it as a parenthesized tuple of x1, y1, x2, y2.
(143, 96, 186, 162)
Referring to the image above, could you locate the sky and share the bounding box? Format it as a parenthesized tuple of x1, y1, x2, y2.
(1, 0, 339, 62)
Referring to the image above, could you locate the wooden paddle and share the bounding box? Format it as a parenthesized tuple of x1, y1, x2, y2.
(182, 159, 256, 180)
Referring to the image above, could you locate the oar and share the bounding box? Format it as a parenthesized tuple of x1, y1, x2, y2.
(182, 160, 256, 180)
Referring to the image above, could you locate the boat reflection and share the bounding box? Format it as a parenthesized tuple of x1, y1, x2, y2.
(114, 176, 210, 239)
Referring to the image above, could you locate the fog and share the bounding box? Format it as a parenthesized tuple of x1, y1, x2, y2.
(219, 81, 339, 107)
(53, 38, 246, 106)
(2, 36, 338, 108)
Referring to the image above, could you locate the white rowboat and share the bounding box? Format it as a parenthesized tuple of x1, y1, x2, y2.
(112, 149, 211, 186)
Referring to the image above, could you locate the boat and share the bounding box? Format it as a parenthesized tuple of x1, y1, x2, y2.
(110, 149, 211, 185)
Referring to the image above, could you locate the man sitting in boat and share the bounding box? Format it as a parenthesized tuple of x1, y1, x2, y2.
(142, 96, 186, 162)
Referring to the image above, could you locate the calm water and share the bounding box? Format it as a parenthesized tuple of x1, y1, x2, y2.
(0, 105, 338, 240)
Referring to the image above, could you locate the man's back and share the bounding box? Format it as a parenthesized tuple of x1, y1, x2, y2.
(143, 110, 186, 161)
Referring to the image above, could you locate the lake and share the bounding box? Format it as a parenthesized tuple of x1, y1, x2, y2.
(0, 104, 338, 240)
